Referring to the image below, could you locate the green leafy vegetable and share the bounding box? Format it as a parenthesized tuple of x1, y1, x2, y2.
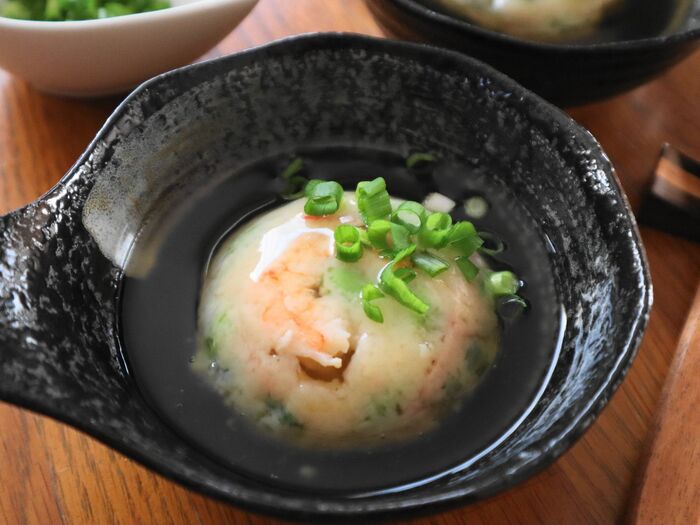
(0, 0, 170, 20)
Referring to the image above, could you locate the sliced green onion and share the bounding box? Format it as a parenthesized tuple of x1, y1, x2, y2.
(281, 175, 308, 200)
(418, 212, 452, 248)
(464, 196, 488, 219)
(304, 180, 343, 216)
(279, 158, 307, 200)
(304, 179, 322, 197)
(367, 220, 411, 252)
(447, 221, 483, 256)
(390, 223, 411, 251)
(361, 284, 385, 323)
(392, 244, 417, 264)
(486, 271, 520, 296)
(380, 265, 429, 315)
(391, 201, 426, 234)
(456, 256, 479, 281)
(406, 152, 436, 169)
(281, 157, 303, 180)
(394, 267, 417, 283)
(334, 225, 363, 262)
(478, 231, 505, 256)
(356, 177, 391, 224)
(496, 294, 528, 321)
(412, 252, 449, 277)
(359, 229, 371, 247)
(367, 219, 392, 250)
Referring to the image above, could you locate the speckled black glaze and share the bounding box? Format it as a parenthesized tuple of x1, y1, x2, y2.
(0, 34, 651, 520)
(367, 0, 700, 106)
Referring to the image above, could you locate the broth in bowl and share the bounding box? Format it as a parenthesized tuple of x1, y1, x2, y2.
(120, 146, 563, 492)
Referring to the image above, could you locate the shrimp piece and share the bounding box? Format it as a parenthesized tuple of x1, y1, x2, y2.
(253, 231, 352, 379)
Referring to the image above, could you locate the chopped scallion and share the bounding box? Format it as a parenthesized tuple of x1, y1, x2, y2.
(281, 157, 303, 180)
(406, 152, 436, 169)
(447, 221, 483, 256)
(391, 200, 426, 234)
(412, 251, 449, 277)
(367, 219, 392, 250)
(478, 231, 505, 256)
(418, 212, 452, 248)
(392, 244, 417, 264)
(361, 284, 385, 323)
(279, 157, 307, 200)
(394, 267, 417, 283)
(496, 294, 528, 321)
(304, 180, 343, 216)
(334, 225, 363, 262)
(356, 177, 391, 224)
(486, 271, 520, 296)
(456, 256, 479, 281)
(367, 220, 411, 252)
(380, 265, 429, 315)
(390, 223, 411, 251)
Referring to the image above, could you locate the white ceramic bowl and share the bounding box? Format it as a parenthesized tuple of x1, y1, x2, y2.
(0, 0, 258, 96)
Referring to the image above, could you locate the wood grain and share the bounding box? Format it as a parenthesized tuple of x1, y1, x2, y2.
(627, 286, 700, 525)
(1, 1, 699, 524)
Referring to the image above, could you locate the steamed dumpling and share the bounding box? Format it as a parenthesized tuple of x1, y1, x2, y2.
(193, 195, 499, 446)
(434, 0, 621, 41)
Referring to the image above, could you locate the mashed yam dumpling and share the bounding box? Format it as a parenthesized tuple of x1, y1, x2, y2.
(194, 195, 499, 446)
(433, 0, 621, 42)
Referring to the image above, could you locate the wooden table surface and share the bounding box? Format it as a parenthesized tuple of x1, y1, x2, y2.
(1, 1, 699, 524)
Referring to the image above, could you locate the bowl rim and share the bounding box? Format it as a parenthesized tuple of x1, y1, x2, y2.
(19, 31, 652, 519)
(384, 0, 700, 52)
(0, 0, 257, 29)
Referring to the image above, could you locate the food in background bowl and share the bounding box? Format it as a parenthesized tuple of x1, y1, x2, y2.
(194, 173, 522, 446)
(0, 0, 170, 20)
(432, 0, 621, 42)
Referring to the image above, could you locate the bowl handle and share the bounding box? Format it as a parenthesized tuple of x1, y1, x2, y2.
(0, 200, 122, 424)
(0, 203, 64, 411)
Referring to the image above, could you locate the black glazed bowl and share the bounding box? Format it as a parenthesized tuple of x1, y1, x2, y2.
(0, 34, 651, 520)
(366, 0, 700, 106)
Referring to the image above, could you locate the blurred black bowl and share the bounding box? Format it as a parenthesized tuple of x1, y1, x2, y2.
(367, 0, 700, 106)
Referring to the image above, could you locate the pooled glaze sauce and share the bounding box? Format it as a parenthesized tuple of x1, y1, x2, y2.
(119, 147, 563, 493)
